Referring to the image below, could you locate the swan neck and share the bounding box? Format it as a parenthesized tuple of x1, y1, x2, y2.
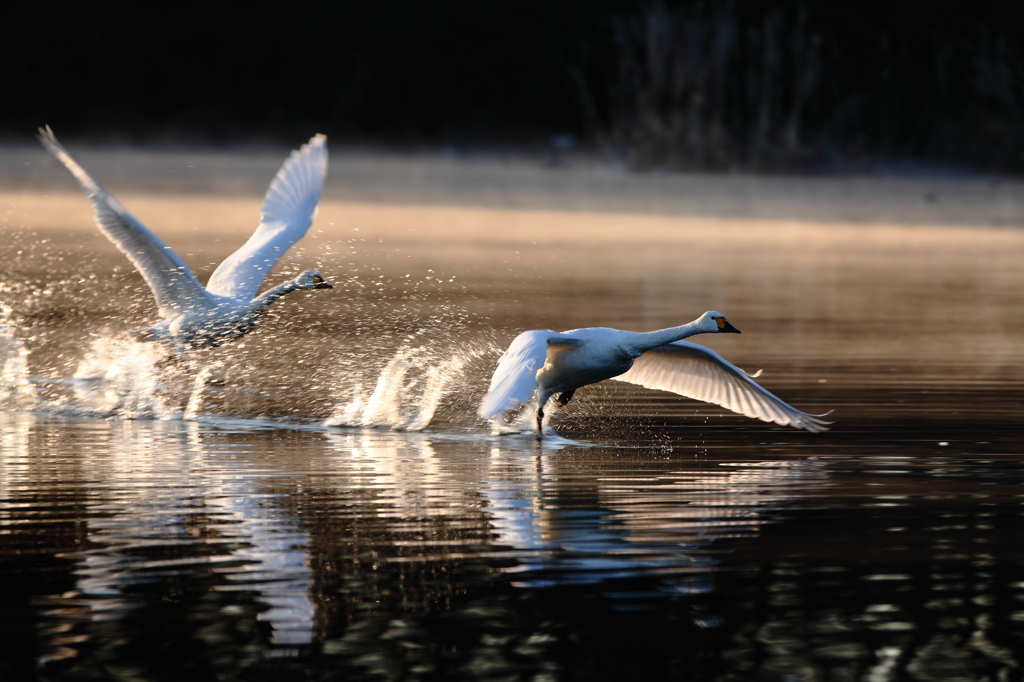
(252, 280, 299, 308)
(635, 321, 702, 351)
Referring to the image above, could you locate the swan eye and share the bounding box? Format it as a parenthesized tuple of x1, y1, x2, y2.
(311, 274, 322, 284)
(714, 317, 728, 329)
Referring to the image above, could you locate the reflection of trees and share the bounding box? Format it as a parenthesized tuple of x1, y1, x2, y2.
(705, 494, 1024, 682)
(301, 437, 1024, 680)
(710, 557, 1022, 682)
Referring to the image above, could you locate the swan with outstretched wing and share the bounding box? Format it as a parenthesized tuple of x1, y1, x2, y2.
(479, 311, 831, 436)
(39, 126, 333, 353)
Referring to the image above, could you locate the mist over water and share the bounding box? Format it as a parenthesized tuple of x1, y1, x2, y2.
(1, 167, 1023, 680)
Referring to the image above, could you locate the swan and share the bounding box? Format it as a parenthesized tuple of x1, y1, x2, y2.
(38, 126, 334, 353)
(479, 311, 831, 436)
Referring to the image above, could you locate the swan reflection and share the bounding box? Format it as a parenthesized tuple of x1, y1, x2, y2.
(482, 444, 827, 587)
(6, 416, 1023, 680)
(0, 415, 315, 663)
(320, 430, 825, 590)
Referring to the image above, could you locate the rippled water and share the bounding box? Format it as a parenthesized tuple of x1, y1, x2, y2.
(2, 181, 1023, 680)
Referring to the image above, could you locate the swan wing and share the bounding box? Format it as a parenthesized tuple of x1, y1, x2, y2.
(614, 340, 831, 432)
(38, 127, 211, 317)
(479, 330, 578, 419)
(205, 134, 327, 300)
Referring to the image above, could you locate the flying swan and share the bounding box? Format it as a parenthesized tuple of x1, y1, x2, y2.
(479, 311, 831, 435)
(38, 126, 334, 353)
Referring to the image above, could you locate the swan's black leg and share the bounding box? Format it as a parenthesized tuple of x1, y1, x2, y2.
(555, 390, 575, 407)
(535, 404, 545, 436)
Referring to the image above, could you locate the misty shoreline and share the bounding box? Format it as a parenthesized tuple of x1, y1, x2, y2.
(2, 144, 1022, 228)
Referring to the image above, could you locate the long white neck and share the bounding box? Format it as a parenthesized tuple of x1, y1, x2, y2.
(629, 320, 707, 354)
(247, 279, 301, 313)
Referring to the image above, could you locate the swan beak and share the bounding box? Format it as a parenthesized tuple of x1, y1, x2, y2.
(716, 318, 741, 333)
(314, 281, 334, 290)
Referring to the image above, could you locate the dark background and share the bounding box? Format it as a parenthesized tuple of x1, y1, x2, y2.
(3, 0, 1023, 172)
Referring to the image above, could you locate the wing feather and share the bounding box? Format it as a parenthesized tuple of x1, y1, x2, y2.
(38, 126, 211, 317)
(614, 340, 831, 432)
(479, 331, 577, 419)
(205, 134, 328, 300)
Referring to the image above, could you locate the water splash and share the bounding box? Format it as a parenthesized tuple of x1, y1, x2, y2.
(0, 303, 36, 409)
(183, 360, 224, 421)
(485, 395, 571, 436)
(325, 345, 473, 431)
(69, 338, 177, 419)
(503, 399, 551, 435)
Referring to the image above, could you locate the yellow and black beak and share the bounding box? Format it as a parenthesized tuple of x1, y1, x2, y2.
(311, 275, 334, 290)
(715, 317, 741, 333)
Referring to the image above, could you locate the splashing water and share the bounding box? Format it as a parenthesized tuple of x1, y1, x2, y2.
(325, 345, 475, 431)
(70, 337, 178, 419)
(183, 360, 224, 421)
(488, 402, 541, 435)
(0, 303, 36, 409)
(484, 395, 568, 436)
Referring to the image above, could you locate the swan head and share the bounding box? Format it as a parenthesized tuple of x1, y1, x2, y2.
(294, 270, 334, 290)
(698, 311, 740, 334)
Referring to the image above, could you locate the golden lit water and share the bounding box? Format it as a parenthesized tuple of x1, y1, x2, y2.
(1, 155, 1023, 680)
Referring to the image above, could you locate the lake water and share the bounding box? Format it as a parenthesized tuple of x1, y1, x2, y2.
(1, 154, 1023, 680)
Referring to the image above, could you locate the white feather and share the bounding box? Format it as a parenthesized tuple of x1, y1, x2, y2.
(206, 134, 328, 300)
(478, 330, 579, 419)
(39, 127, 332, 350)
(37, 126, 211, 318)
(614, 340, 831, 432)
(479, 312, 831, 436)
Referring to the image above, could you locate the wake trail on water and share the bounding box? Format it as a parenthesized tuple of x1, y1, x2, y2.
(7, 312, 509, 434)
(2, 290, 535, 435)
(3, 321, 637, 444)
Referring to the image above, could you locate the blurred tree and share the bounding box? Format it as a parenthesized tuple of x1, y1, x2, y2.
(1, 0, 1021, 171)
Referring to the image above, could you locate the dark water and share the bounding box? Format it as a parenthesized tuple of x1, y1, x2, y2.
(2, 203, 1024, 680)
(2, 408, 1023, 681)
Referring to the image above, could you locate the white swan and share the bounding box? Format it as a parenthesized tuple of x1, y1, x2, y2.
(479, 311, 831, 435)
(38, 126, 334, 353)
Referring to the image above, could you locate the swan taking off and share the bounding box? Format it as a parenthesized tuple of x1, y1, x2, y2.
(479, 311, 831, 436)
(38, 126, 334, 352)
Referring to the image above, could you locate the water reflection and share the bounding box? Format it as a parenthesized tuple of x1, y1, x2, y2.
(0, 414, 315, 676)
(481, 447, 828, 589)
(4, 411, 1022, 679)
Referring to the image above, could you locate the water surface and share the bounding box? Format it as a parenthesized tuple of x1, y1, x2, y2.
(1, 166, 1023, 680)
